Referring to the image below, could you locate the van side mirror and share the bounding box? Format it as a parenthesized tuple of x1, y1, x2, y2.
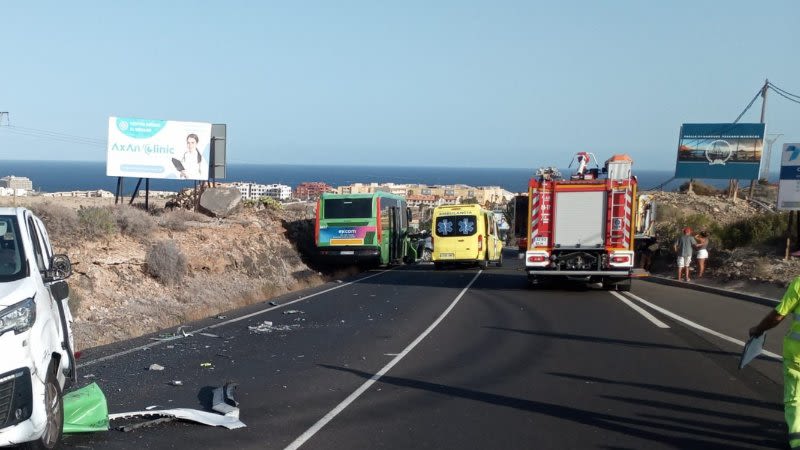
(46, 254, 72, 281)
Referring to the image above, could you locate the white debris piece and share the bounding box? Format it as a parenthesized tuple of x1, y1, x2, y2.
(149, 364, 165, 371)
(109, 408, 245, 430)
(247, 321, 299, 334)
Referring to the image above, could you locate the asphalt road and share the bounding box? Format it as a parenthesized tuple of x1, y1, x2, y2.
(58, 250, 788, 449)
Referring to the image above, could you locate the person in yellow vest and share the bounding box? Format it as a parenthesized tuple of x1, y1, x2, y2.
(749, 277, 800, 449)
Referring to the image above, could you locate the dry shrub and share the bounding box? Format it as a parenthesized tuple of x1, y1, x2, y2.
(160, 209, 209, 231)
(146, 240, 187, 285)
(77, 207, 117, 240)
(113, 206, 156, 239)
(28, 202, 80, 241)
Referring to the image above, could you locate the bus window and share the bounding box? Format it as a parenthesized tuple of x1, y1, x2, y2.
(324, 198, 373, 219)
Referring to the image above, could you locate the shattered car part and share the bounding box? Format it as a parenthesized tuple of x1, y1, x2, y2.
(109, 408, 246, 430)
(118, 417, 175, 432)
(63, 383, 109, 434)
(212, 382, 240, 418)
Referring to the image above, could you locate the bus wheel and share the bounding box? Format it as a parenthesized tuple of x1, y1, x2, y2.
(495, 253, 503, 267)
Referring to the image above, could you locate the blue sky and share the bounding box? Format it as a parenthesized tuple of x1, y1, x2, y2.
(1, 1, 798, 170)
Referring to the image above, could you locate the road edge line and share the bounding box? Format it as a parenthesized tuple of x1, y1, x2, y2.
(77, 269, 393, 369)
(283, 270, 483, 450)
(622, 291, 782, 360)
(609, 291, 670, 328)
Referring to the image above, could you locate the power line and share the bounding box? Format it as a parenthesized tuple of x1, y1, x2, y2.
(6, 125, 106, 145)
(0, 127, 106, 149)
(769, 85, 800, 105)
(769, 81, 800, 99)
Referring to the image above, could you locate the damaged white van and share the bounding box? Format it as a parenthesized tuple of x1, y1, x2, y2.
(0, 208, 75, 449)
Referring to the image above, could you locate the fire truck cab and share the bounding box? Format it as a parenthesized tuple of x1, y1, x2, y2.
(524, 153, 638, 290)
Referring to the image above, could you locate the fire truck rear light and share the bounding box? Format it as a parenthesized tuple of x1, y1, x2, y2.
(611, 255, 630, 263)
(528, 255, 547, 263)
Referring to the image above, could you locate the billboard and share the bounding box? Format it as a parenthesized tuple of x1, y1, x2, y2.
(106, 117, 212, 181)
(675, 123, 765, 179)
(777, 143, 800, 210)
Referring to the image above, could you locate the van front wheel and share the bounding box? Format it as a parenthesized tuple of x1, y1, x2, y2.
(25, 368, 63, 450)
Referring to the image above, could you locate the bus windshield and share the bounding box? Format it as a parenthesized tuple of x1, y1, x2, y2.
(323, 198, 373, 219)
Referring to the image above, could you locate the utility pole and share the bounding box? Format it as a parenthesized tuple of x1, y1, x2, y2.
(748, 79, 769, 199)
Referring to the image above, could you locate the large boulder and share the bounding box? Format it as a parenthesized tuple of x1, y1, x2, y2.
(199, 187, 242, 217)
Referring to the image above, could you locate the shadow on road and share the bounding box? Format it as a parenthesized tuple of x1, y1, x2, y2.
(484, 327, 743, 358)
(319, 364, 785, 449)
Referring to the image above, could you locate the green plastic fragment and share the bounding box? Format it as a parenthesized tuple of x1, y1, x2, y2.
(63, 382, 109, 433)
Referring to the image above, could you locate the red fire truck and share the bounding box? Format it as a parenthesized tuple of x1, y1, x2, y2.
(524, 153, 641, 290)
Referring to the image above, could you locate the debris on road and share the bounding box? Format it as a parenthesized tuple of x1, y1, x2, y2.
(248, 321, 300, 334)
(216, 315, 227, 320)
(283, 309, 303, 315)
(198, 332, 220, 338)
(110, 408, 245, 430)
(212, 382, 240, 418)
(269, 301, 278, 306)
(169, 380, 183, 386)
(118, 417, 175, 432)
(63, 383, 109, 434)
(200, 362, 213, 368)
(148, 364, 165, 371)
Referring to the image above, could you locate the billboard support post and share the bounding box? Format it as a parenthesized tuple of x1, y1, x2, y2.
(114, 177, 123, 205)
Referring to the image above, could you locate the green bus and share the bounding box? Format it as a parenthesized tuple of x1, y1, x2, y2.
(315, 192, 411, 266)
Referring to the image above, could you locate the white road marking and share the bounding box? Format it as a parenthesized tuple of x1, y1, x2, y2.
(284, 270, 483, 450)
(609, 291, 669, 328)
(77, 269, 393, 369)
(623, 291, 782, 360)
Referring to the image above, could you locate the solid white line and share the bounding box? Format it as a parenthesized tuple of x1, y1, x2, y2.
(283, 270, 483, 450)
(77, 269, 393, 369)
(622, 291, 782, 360)
(609, 291, 670, 328)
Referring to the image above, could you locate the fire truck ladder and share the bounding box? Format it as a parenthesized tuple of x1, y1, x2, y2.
(608, 186, 632, 248)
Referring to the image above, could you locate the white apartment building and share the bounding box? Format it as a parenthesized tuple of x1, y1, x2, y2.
(230, 182, 292, 201)
(0, 175, 33, 192)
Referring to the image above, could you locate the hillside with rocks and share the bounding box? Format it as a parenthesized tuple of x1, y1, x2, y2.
(645, 184, 800, 296)
(0, 194, 325, 350)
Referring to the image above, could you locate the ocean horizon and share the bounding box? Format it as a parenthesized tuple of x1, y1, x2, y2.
(0, 160, 776, 196)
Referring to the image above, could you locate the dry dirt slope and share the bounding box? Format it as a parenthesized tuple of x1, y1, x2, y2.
(1, 196, 323, 350)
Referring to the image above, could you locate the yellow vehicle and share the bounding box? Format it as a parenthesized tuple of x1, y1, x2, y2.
(431, 204, 503, 269)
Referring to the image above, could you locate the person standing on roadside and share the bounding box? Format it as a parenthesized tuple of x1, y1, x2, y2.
(673, 227, 697, 282)
(695, 230, 709, 278)
(749, 277, 800, 450)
